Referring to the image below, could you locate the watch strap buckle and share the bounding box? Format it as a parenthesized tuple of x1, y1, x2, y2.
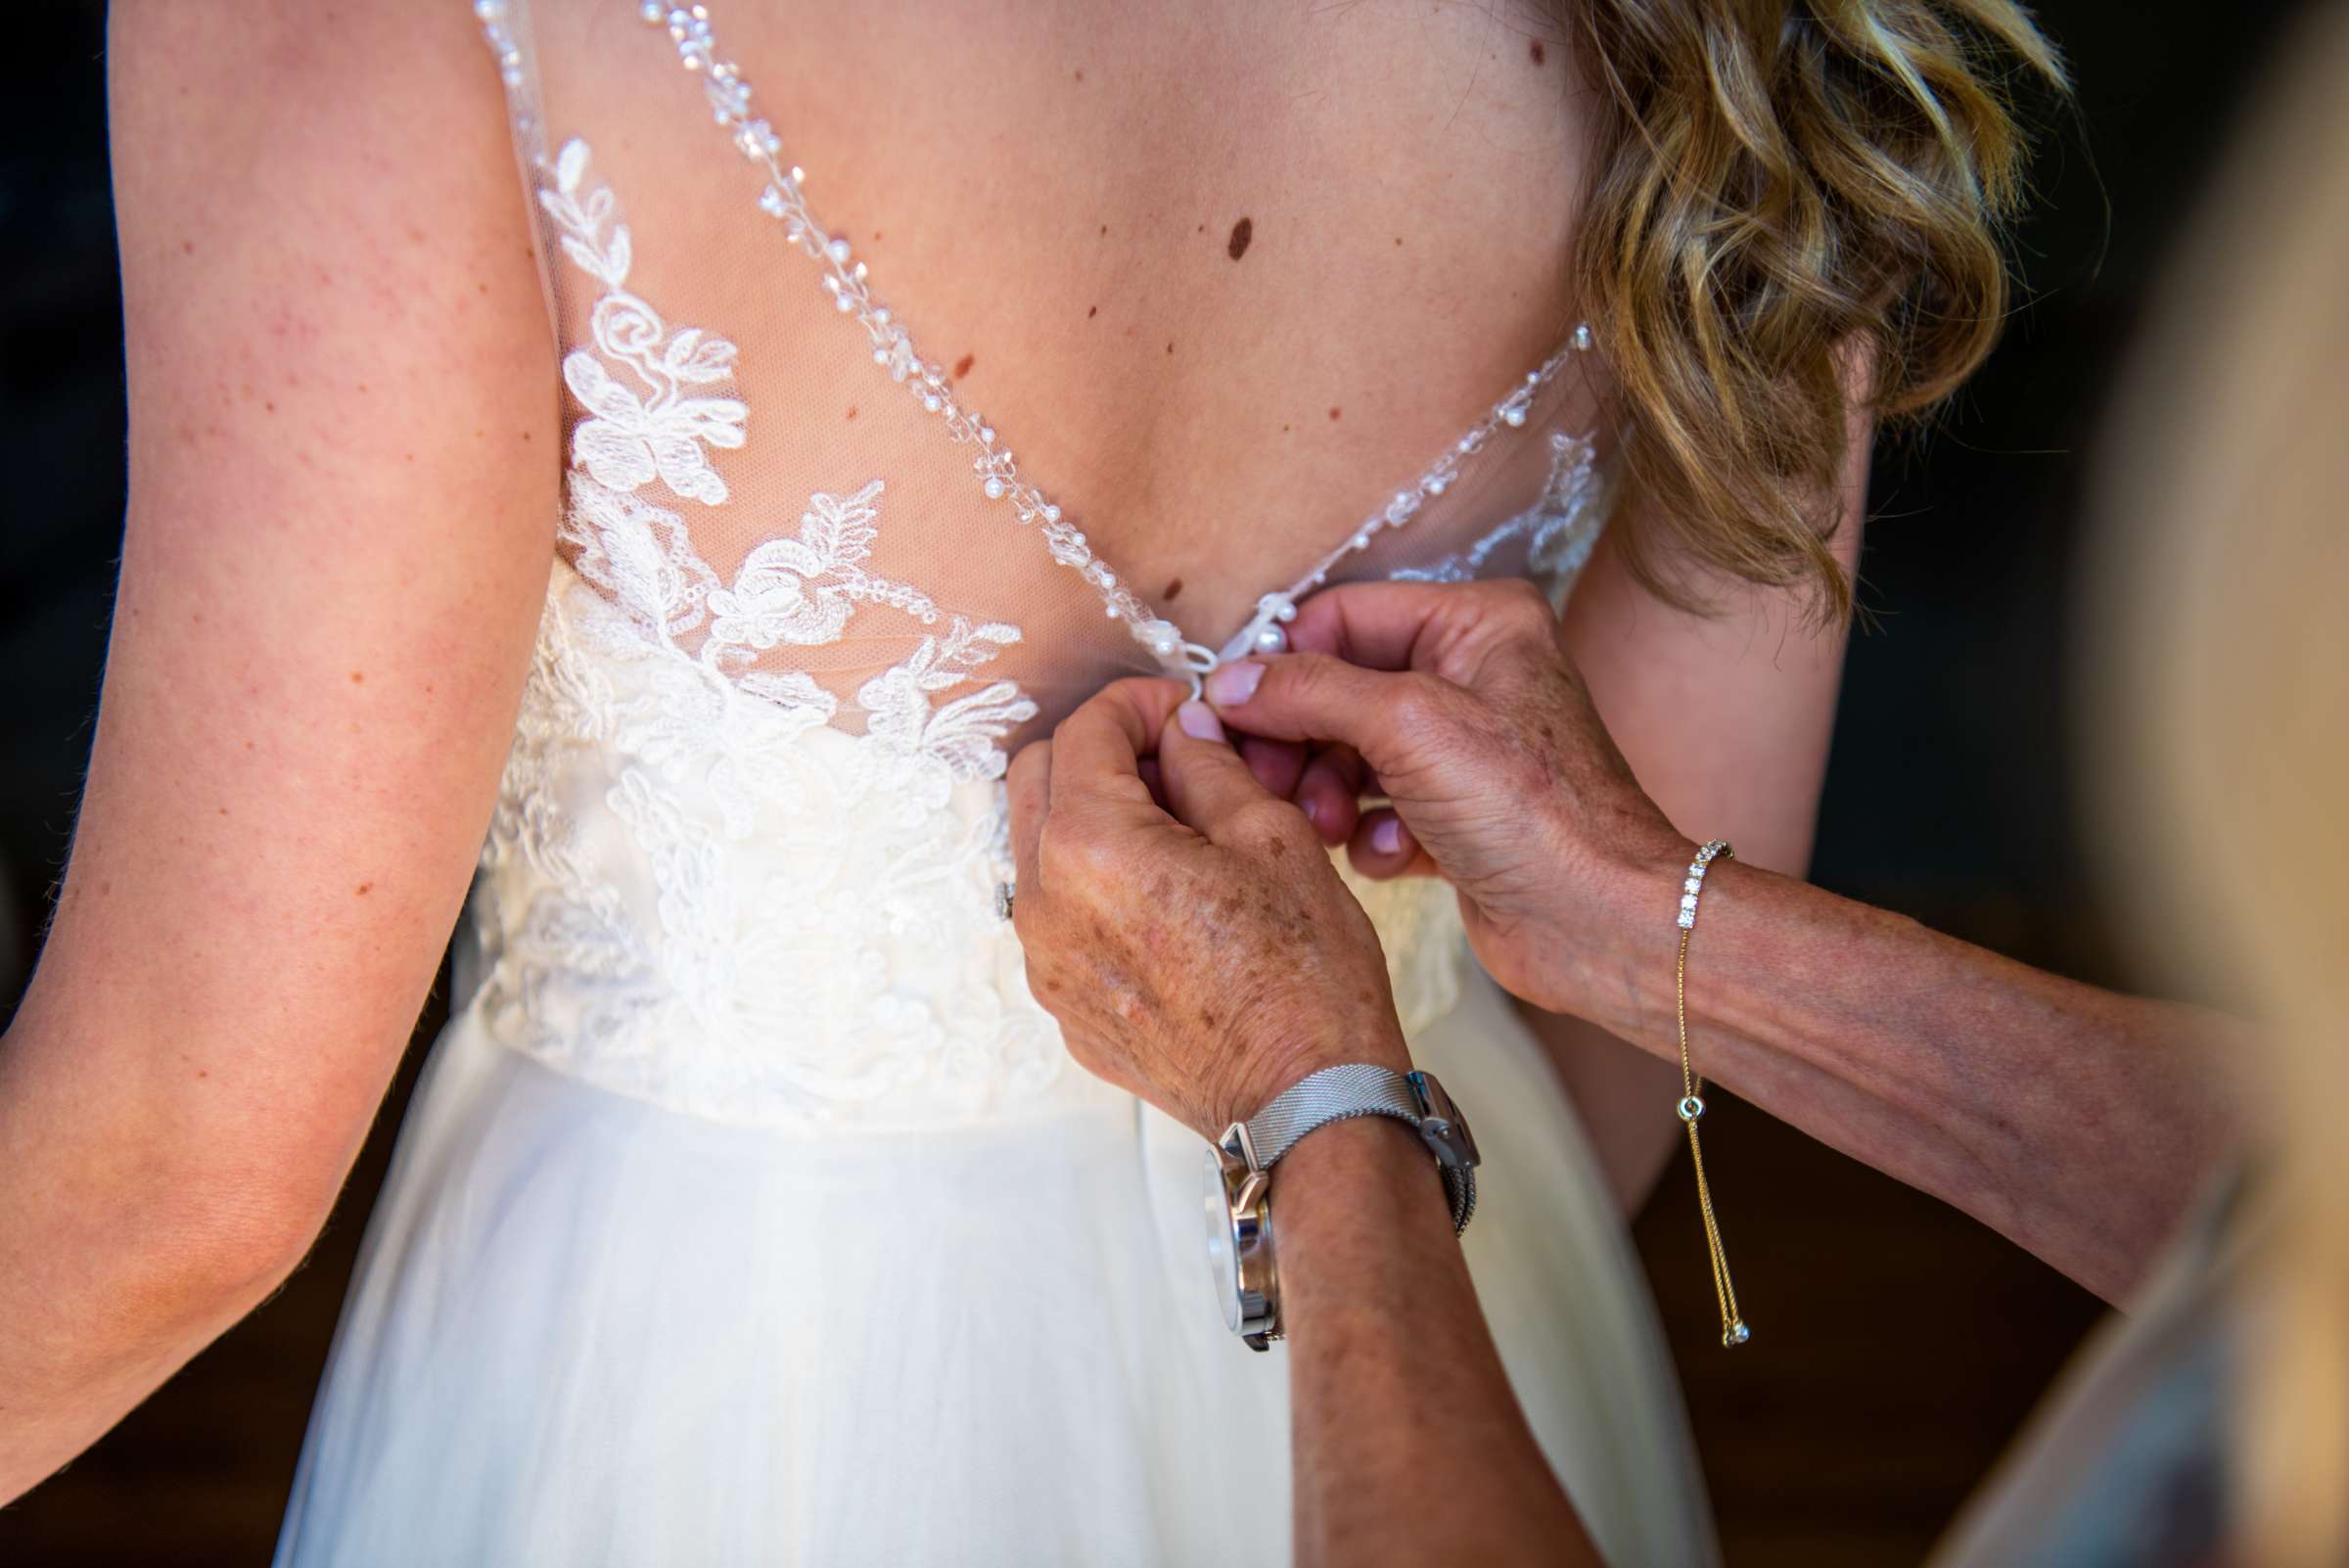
(1405, 1069, 1481, 1175)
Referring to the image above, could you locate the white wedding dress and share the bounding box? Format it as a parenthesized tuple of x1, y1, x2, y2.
(274, 4, 1715, 1563)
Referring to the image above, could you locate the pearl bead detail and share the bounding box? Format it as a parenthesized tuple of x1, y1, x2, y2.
(1253, 624, 1288, 654)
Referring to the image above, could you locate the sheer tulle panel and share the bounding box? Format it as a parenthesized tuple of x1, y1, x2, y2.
(524, 96, 1133, 741)
(1257, 364, 1617, 608)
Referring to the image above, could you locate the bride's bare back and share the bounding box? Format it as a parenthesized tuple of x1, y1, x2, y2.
(654, 0, 1598, 631)
(506, 0, 1609, 732)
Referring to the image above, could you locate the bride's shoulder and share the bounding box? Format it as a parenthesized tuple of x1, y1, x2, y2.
(108, 1, 526, 287)
(109, 0, 547, 461)
(107, 0, 556, 643)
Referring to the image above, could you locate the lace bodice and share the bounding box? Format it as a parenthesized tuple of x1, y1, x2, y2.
(460, 0, 1615, 1128)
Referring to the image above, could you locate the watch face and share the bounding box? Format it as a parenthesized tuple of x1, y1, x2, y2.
(1204, 1145, 1242, 1333)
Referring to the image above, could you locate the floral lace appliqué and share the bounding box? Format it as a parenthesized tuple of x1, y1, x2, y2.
(536, 137, 1036, 774)
(464, 135, 1056, 1127)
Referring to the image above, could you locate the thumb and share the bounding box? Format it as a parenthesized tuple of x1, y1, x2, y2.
(1157, 700, 1290, 843)
(1202, 653, 1446, 784)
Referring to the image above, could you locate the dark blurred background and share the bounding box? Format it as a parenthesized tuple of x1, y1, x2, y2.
(0, 3, 2307, 1564)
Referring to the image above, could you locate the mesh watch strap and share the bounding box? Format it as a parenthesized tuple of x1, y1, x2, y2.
(1242, 1064, 1478, 1233)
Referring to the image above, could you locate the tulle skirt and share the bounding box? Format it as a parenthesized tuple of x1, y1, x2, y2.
(274, 967, 1715, 1566)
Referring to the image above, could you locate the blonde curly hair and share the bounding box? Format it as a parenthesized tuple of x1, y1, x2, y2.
(1565, 0, 2067, 618)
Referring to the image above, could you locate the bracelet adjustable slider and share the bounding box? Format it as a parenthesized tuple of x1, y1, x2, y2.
(1676, 839, 1752, 1349)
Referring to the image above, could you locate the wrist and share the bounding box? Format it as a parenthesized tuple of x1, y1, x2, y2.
(1516, 831, 1697, 1036)
(1273, 1111, 1456, 1243)
(1213, 1016, 1412, 1134)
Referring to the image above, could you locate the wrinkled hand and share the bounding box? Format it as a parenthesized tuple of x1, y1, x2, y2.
(1006, 678, 1409, 1140)
(1204, 578, 1689, 1018)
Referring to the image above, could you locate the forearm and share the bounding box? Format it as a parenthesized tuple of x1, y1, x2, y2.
(1567, 856, 2239, 1301)
(1275, 1115, 1599, 1567)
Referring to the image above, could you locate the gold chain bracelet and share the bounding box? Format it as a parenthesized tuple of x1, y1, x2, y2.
(1676, 840, 1750, 1349)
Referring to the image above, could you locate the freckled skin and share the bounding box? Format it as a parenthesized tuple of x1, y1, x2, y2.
(1012, 683, 1405, 1135)
(1029, 586, 1687, 1123)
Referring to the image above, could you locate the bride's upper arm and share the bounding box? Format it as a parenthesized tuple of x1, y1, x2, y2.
(6, 2, 555, 1257)
(1530, 394, 1870, 1213)
(1563, 395, 1873, 877)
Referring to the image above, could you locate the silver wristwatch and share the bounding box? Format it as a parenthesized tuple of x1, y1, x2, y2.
(1204, 1064, 1481, 1351)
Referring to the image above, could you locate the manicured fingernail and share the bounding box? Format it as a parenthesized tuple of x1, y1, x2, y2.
(1370, 817, 1403, 855)
(1205, 661, 1266, 707)
(1303, 797, 1322, 827)
(1177, 701, 1226, 743)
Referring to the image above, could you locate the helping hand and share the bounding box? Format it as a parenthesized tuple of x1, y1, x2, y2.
(1005, 679, 1410, 1140)
(1204, 578, 1690, 1021)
